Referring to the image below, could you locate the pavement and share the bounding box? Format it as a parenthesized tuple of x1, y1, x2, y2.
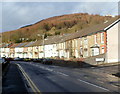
(2, 63, 28, 94)
(2, 61, 120, 93)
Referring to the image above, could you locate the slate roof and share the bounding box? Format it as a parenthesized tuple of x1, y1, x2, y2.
(31, 40, 42, 46)
(0, 43, 9, 48)
(10, 43, 20, 48)
(15, 42, 28, 47)
(24, 41, 36, 47)
(31, 35, 68, 46)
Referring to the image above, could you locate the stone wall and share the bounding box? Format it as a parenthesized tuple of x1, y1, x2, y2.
(84, 54, 106, 65)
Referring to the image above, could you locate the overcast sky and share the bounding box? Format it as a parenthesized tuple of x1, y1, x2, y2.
(1, 0, 119, 32)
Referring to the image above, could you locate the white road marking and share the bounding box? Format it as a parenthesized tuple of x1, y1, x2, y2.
(111, 84, 118, 88)
(17, 64, 41, 93)
(45, 68, 53, 72)
(30, 64, 69, 77)
(77, 79, 110, 91)
(56, 72, 69, 77)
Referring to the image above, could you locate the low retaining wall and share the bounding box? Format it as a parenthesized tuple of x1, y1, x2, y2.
(84, 54, 106, 65)
(51, 59, 94, 68)
(50, 54, 106, 67)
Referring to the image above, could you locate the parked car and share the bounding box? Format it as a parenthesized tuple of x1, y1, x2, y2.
(33, 58, 43, 63)
(5, 57, 14, 62)
(0, 57, 9, 70)
(0, 57, 7, 64)
(32, 58, 38, 62)
(14, 57, 20, 61)
(24, 58, 31, 62)
(42, 58, 53, 65)
(14, 57, 24, 61)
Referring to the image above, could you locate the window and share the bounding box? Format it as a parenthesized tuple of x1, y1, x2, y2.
(84, 50, 88, 57)
(73, 40, 75, 47)
(76, 40, 78, 47)
(84, 38, 87, 44)
(64, 42, 66, 49)
(94, 34, 97, 44)
(80, 47, 83, 57)
(101, 33, 104, 43)
(101, 47, 104, 54)
(91, 49, 94, 56)
(80, 40, 83, 46)
(84, 38, 88, 48)
(80, 47, 83, 55)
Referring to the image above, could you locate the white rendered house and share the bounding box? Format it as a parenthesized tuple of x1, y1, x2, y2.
(105, 19, 120, 63)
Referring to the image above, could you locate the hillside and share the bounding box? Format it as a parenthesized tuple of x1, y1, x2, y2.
(2, 13, 113, 43)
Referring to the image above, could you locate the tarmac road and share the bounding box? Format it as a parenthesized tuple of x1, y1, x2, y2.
(10, 61, 119, 93)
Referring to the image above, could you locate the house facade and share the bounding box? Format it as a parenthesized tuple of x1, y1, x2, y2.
(44, 44, 53, 58)
(0, 44, 10, 58)
(44, 43, 58, 58)
(64, 40, 71, 59)
(38, 45, 44, 58)
(14, 43, 28, 58)
(106, 19, 120, 63)
(23, 47, 28, 58)
(10, 47, 15, 58)
(9, 44, 20, 58)
(15, 47, 24, 58)
(32, 46, 39, 58)
(4, 48, 10, 58)
(23, 42, 35, 58)
(1, 48, 6, 57)
(51, 44, 58, 58)
(57, 42, 65, 59)
(27, 46, 33, 58)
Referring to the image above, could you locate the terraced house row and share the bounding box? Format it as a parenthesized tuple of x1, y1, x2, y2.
(0, 17, 119, 65)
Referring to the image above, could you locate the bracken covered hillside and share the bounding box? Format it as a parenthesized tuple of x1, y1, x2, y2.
(2, 13, 113, 43)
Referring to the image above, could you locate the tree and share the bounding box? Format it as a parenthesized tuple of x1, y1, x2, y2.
(43, 23, 50, 31)
(55, 31, 60, 35)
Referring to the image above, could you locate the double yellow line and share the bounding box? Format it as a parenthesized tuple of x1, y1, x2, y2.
(17, 64, 41, 94)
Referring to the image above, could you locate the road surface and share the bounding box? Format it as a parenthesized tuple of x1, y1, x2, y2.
(7, 61, 119, 93)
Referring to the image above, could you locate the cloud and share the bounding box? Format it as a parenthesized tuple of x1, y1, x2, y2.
(72, 2, 118, 16)
(2, 2, 75, 32)
(1, 2, 119, 32)
(2, 2, 58, 32)
(1, 0, 120, 2)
